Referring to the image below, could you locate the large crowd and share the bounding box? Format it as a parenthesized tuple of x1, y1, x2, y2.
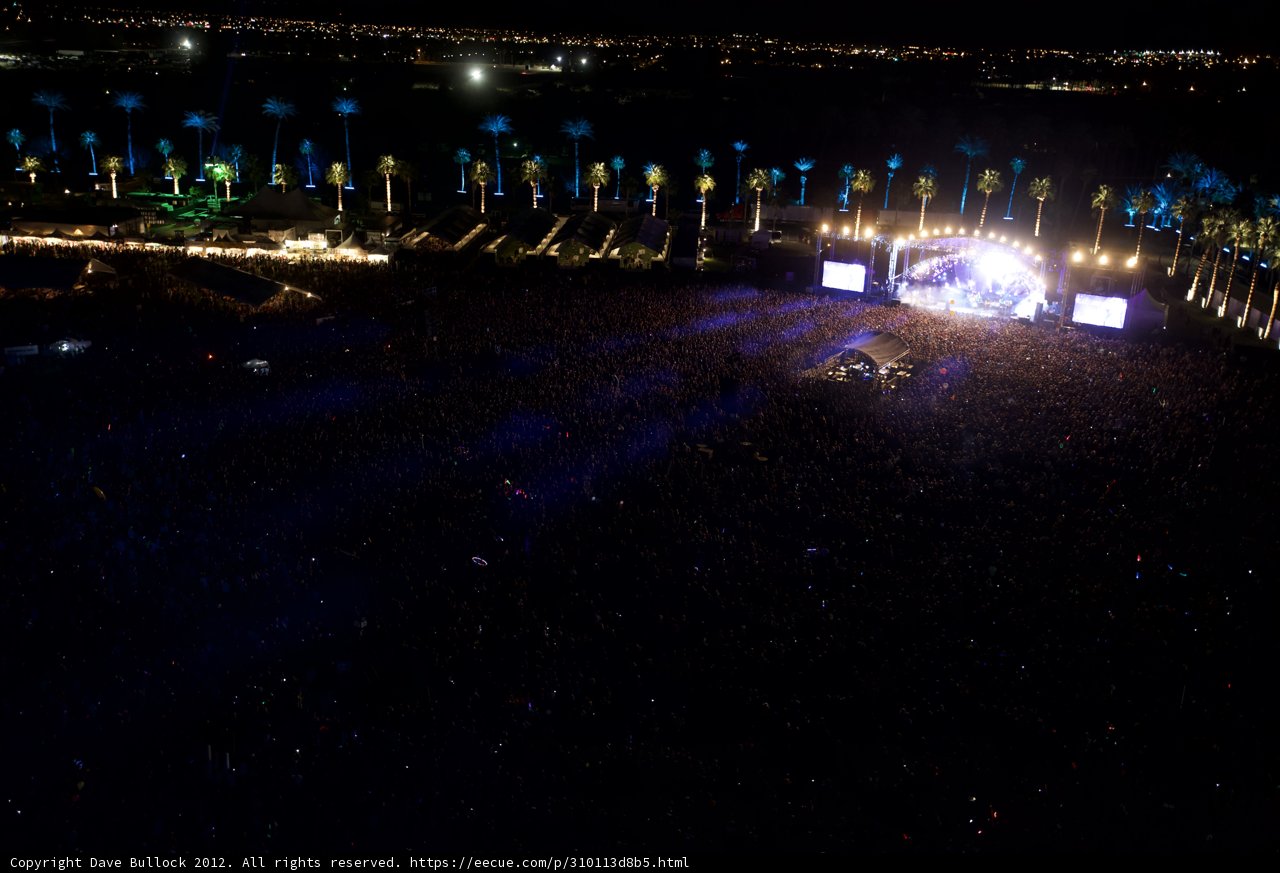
(2, 244, 1277, 853)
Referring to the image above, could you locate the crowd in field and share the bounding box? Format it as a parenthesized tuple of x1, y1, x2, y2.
(2, 247, 1277, 853)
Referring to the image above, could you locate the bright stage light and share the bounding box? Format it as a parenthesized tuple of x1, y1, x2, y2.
(470, 68, 483, 81)
(945, 226, 953, 234)
(864, 228, 873, 239)
(1073, 250, 1084, 263)
(843, 226, 850, 237)
(1126, 256, 1138, 268)
(1098, 254, 1109, 265)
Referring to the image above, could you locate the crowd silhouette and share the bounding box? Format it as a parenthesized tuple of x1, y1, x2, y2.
(2, 244, 1278, 853)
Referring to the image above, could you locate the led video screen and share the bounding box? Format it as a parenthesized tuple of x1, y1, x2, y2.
(1073, 293, 1128, 329)
(822, 261, 867, 293)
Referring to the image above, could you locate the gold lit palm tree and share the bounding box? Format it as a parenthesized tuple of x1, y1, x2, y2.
(377, 154, 397, 213)
(326, 161, 349, 212)
(746, 167, 770, 232)
(470, 159, 493, 214)
(1028, 176, 1053, 238)
(975, 168, 1003, 229)
(694, 173, 715, 229)
(1091, 184, 1117, 254)
(585, 161, 609, 213)
(100, 154, 125, 199)
(851, 168, 875, 238)
(912, 173, 937, 232)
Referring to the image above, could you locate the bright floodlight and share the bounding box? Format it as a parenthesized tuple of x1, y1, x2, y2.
(181, 39, 191, 49)
(979, 251, 1019, 280)
(843, 226, 851, 237)
(822, 223, 829, 233)
(1126, 256, 1138, 268)
(864, 228, 873, 239)
(470, 68, 483, 81)
(1072, 250, 1085, 263)
(1098, 254, 1109, 265)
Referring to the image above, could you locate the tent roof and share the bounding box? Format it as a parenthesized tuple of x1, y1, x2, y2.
(504, 208, 558, 248)
(169, 258, 307, 307)
(551, 211, 617, 252)
(612, 214, 668, 253)
(842, 331, 910, 370)
(420, 205, 486, 246)
(235, 187, 338, 222)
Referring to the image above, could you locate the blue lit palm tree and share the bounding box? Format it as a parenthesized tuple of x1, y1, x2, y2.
(113, 91, 145, 175)
(80, 131, 99, 176)
(694, 148, 715, 202)
(793, 157, 815, 206)
(262, 96, 296, 180)
(560, 117, 593, 198)
(1004, 156, 1025, 219)
(954, 135, 988, 215)
(1149, 181, 1174, 230)
(299, 139, 315, 187)
(155, 137, 174, 178)
(225, 143, 244, 182)
(453, 147, 471, 193)
(732, 140, 749, 204)
(182, 110, 219, 181)
(769, 167, 786, 190)
(837, 163, 854, 211)
(332, 96, 360, 189)
(610, 155, 625, 199)
(883, 152, 903, 209)
(479, 113, 512, 196)
(32, 90, 66, 172)
(7, 128, 25, 170)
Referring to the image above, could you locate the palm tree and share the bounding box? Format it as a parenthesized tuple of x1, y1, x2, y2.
(521, 157, 545, 210)
(851, 169, 875, 238)
(80, 131, 99, 175)
(695, 173, 715, 228)
(113, 91, 145, 175)
(794, 157, 815, 206)
(182, 110, 219, 181)
(261, 97, 296, 178)
(332, 96, 360, 189)
(586, 161, 609, 213)
(1091, 184, 1117, 253)
(976, 168, 1003, 229)
(1205, 209, 1239, 304)
(273, 163, 298, 193)
(1165, 151, 1203, 186)
(300, 139, 316, 187)
(732, 140, 749, 204)
(326, 161, 349, 211)
(479, 113, 512, 196)
(837, 163, 854, 211)
(610, 155, 625, 199)
(470, 159, 493, 214)
(1217, 216, 1252, 317)
(453, 147, 471, 193)
(377, 154, 397, 212)
(954, 135, 989, 215)
(22, 155, 43, 184)
(156, 137, 174, 177)
(165, 156, 187, 196)
(746, 167, 770, 232)
(1004, 156, 1026, 220)
(7, 128, 24, 170)
(100, 154, 124, 199)
(643, 163, 667, 217)
(1028, 176, 1054, 238)
(560, 118, 593, 198)
(1190, 210, 1226, 298)
(208, 156, 234, 202)
(694, 148, 715, 203)
(396, 159, 417, 216)
(32, 91, 66, 172)
(224, 144, 244, 182)
(883, 152, 903, 209)
(913, 173, 937, 232)
(1168, 196, 1193, 275)
(1255, 217, 1280, 337)
(1130, 189, 1157, 260)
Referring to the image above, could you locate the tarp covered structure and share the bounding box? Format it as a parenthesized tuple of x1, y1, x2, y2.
(0, 255, 116, 293)
(235, 187, 339, 223)
(842, 331, 910, 370)
(416, 205, 487, 249)
(609, 215, 669, 257)
(548, 212, 617, 255)
(1124, 287, 1167, 335)
(169, 258, 315, 307)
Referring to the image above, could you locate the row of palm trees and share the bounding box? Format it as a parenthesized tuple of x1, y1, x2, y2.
(11, 90, 362, 189)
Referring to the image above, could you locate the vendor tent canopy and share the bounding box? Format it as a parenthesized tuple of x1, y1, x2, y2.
(842, 331, 910, 370)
